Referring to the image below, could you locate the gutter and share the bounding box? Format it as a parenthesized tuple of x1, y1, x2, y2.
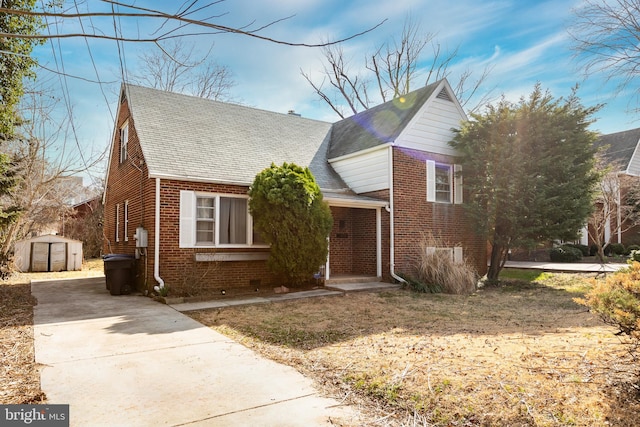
(154, 178, 165, 288)
(388, 146, 407, 284)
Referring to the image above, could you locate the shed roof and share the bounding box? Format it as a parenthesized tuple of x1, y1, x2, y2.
(16, 234, 82, 244)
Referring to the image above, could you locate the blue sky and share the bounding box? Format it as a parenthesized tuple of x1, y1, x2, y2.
(28, 0, 638, 184)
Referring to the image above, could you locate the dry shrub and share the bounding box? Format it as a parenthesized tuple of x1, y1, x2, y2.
(410, 232, 477, 294)
(577, 261, 640, 348)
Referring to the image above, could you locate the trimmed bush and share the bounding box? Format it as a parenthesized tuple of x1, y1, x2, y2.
(565, 243, 589, 257)
(630, 250, 640, 263)
(549, 245, 583, 262)
(248, 162, 333, 284)
(589, 244, 599, 256)
(610, 243, 626, 256)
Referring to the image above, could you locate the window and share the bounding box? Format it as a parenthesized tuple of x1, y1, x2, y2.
(196, 197, 215, 244)
(425, 247, 463, 263)
(115, 203, 120, 242)
(119, 122, 129, 163)
(218, 197, 247, 244)
(180, 191, 263, 248)
(426, 160, 463, 204)
(435, 164, 452, 203)
(124, 200, 129, 242)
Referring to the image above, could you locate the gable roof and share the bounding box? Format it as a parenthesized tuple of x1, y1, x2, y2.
(595, 127, 640, 173)
(328, 80, 443, 159)
(123, 84, 347, 190)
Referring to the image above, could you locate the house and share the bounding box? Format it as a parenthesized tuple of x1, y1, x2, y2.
(103, 79, 487, 297)
(585, 127, 640, 247)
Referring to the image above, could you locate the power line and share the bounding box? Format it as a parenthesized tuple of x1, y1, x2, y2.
(40, 0, 90, 173)
(73, 0, 115, 123)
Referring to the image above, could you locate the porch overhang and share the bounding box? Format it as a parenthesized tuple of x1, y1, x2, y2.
(323, 191, 388, 209)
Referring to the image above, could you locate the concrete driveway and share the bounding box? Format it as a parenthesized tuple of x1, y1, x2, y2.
(32, 277, 359, 426)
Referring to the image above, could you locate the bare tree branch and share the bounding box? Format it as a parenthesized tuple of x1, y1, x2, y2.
(570, 0, 640, 111)
(304, 15, 493, 118)
(0, 2, 387, 47)
(131, 39, 235, 101)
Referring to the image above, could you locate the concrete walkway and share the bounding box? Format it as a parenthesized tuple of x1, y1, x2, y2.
(172, 282, 401, 313)
(32, 277, 360, 426)
(504, 260, 627, 273)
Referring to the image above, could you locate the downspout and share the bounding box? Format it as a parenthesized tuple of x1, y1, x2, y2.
(388, 146, 407, 284)
(154, 178, 165, 288)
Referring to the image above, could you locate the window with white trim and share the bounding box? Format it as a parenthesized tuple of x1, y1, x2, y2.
(180, 191, 265, 248)
(425, 246, 463, 262)
(124, 200, 129, 241)
(119, 121, 129, 163)
(435, 164, 452, 203)
(426, 160, 463, 204)
(115, 203, 120, 242)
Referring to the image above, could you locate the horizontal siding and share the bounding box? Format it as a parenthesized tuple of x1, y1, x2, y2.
(331, 148, 390, 194)
(627, 146, 640, 175)
(396, 98, 463, 156)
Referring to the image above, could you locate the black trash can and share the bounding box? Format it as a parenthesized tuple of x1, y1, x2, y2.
(103, 254, 135, 295)
(103, 254, 126, 290)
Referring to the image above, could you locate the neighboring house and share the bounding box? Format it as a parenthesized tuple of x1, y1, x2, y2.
(103, 79, 487, 297)
(585, 127, 640, 247)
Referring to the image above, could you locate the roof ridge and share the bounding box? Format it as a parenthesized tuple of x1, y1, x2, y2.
(124, 82, 332, 124)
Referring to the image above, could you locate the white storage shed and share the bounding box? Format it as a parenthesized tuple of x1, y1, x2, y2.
(14, 235, 83, 272)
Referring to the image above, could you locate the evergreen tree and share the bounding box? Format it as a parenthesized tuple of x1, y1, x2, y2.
(450, 85, 601, 281)
(248, 162, 333, 285)
(0, 0, 43, 140)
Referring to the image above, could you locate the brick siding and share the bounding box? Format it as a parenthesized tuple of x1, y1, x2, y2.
(391, 147, 487, 276)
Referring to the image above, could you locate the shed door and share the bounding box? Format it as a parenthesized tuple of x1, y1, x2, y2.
(49, 243, 67, 272)
(31, 242, 49, 272)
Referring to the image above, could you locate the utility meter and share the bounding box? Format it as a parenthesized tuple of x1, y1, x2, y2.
(134, 227, 148, 248)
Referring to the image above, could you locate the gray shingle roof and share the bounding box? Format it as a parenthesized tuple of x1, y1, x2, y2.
(125, 84, 347, 190)
(328, 81, 442, 158)
(595, 127, 640, 171)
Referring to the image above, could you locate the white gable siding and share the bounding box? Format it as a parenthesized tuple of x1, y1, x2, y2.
(395, 97, 463, 156)
(627, 139, 640, 175)
(330, 147, 390, 194)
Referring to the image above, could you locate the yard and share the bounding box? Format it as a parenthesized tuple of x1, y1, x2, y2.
(190, 271, 640, 426)
(2, 264, 638, 425)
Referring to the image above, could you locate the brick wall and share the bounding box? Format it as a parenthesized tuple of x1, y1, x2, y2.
(103, 93, 158, 291)
(352, 208, 378, 275)
(329, 207, 353, 275)
(391, 147, 487, 276)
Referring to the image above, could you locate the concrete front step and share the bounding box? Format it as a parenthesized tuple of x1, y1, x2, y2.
(324, 276, 381, 285)
(326, 282, 402, 292)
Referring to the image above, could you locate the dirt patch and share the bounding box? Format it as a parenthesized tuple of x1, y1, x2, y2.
(0, 281, 44, 404)
(190, 275, 640, 426)
(0, 258, 104, 404)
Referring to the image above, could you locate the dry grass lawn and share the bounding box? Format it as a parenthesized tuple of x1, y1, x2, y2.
(190, 272, 640, 426)
(0, 258, 104, 404)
